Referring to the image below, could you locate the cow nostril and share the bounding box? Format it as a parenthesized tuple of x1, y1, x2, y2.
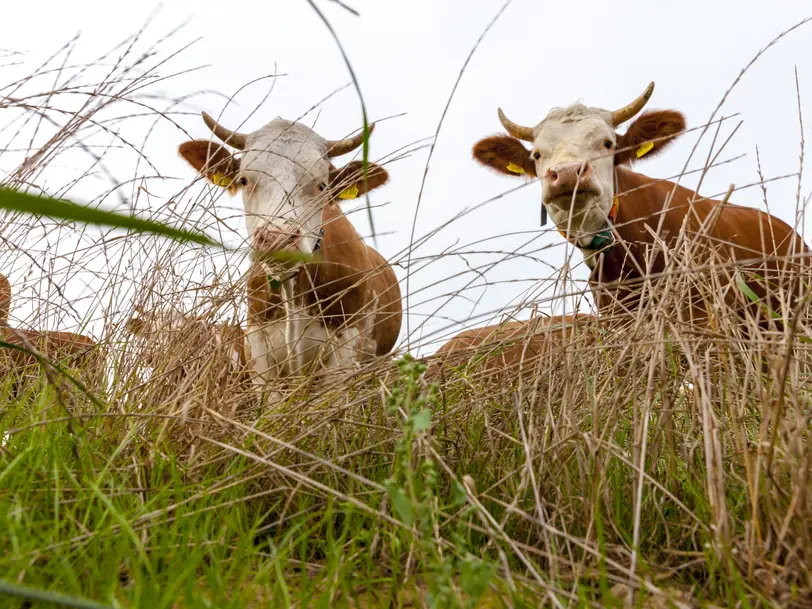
(548, 170, 558, 182)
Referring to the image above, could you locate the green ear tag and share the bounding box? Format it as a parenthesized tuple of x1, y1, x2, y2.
(267, 276, 282, 290)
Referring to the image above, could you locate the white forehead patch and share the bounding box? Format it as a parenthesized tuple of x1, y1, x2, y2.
(241, 120, 330, 180)
(538, 104, 613, 128)
(534, 104, 615, 151)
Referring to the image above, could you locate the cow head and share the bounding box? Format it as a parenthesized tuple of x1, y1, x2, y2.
(473, 83, 685, 248)
(178, 114, 389, 262)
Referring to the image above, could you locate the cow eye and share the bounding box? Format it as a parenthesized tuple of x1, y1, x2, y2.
(533, 150, 541, 160)
(318, 182, 327, 192)
(603, 140, 613, 150)
(239, 176, 248, 187)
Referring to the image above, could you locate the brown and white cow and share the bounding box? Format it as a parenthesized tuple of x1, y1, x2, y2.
(472, 82, 809, 328)
(427, 313, 595, 383)
(0, 274, 104, 391)
(178, 113, 402, 396)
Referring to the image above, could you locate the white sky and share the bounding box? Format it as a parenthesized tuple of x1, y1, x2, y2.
(3, 1, 812, 354)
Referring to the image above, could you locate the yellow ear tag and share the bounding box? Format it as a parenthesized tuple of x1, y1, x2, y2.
(636, 141, 654, 158)
(506, 162, 525, 174)
(212, 172, 232, 187)
(338, 184, 359, 200)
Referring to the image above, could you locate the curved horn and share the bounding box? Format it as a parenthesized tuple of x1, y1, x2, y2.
(325, 123, 375, 158)
(201, 111, 247, 150)
(611, 82, 655, 127)
(497, 108, 535, 142)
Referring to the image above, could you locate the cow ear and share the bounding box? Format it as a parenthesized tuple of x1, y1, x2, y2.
(472, 135, 537, 178)
(615, 110, 686, 165)
(178, 140, 241, 191)
(328, 161, 389, 200)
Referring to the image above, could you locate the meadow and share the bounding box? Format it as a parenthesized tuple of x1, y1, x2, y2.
(0, 16, 810, 609)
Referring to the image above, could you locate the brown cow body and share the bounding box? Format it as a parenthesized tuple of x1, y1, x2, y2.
(0, 274, 10, 325)
(0, 327, 100, 372)
(0, 275, 103, 392)
(246, 198, 402, 385)
(428, 313, 595, 382)
(592, 169, 807, 325)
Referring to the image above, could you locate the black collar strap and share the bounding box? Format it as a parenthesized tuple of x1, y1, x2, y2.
(313, 227, 325, 253)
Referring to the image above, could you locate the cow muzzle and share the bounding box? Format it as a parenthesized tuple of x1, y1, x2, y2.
(544, 162, 598, 200)
(252, 225, 302, 266)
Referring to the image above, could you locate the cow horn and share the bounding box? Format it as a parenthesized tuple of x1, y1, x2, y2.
(201, 111, 247, 150)
(611, 82, 655, 127)
(325, 124, 375, 158)
(498, 108, 535, 142)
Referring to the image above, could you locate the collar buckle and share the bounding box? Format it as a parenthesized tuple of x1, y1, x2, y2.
(313, 227, 325, 253)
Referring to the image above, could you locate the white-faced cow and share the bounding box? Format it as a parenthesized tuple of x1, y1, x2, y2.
(178, 113, 402, 396)
(471, 82, 808, 328)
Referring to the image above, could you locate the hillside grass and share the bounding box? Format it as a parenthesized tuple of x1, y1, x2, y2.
(1, 18, 811, 609)
(1, 298, 810, 608)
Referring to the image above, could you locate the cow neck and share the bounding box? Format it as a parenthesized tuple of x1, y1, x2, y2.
(265, 207, 328, 290)
(557, 169, 619, 253)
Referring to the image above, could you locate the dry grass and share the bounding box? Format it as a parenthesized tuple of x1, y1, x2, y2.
(0, 17, 811, 609)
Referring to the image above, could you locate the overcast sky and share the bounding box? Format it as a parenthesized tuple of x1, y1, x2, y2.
(3, 1, 812, 353)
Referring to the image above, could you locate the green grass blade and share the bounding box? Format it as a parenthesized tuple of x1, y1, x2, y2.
(0, 187, 224, 248)
(735, 271, 781, 320)
(0, 579, 114, 609)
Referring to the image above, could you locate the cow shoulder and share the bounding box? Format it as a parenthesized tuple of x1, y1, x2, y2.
(305, 204, 370, 317)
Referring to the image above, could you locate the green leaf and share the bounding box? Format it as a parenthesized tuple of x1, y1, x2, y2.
(266, 250, 315, 264)
(0, 187, 223, 248)
(0, 579, 114, 609)
(411, 408, 432, 433)
(460, 559, 494, 604)
(385, 481, 414, 526)
(452, 479, 467, 506)
(735, 272, 781, 320)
